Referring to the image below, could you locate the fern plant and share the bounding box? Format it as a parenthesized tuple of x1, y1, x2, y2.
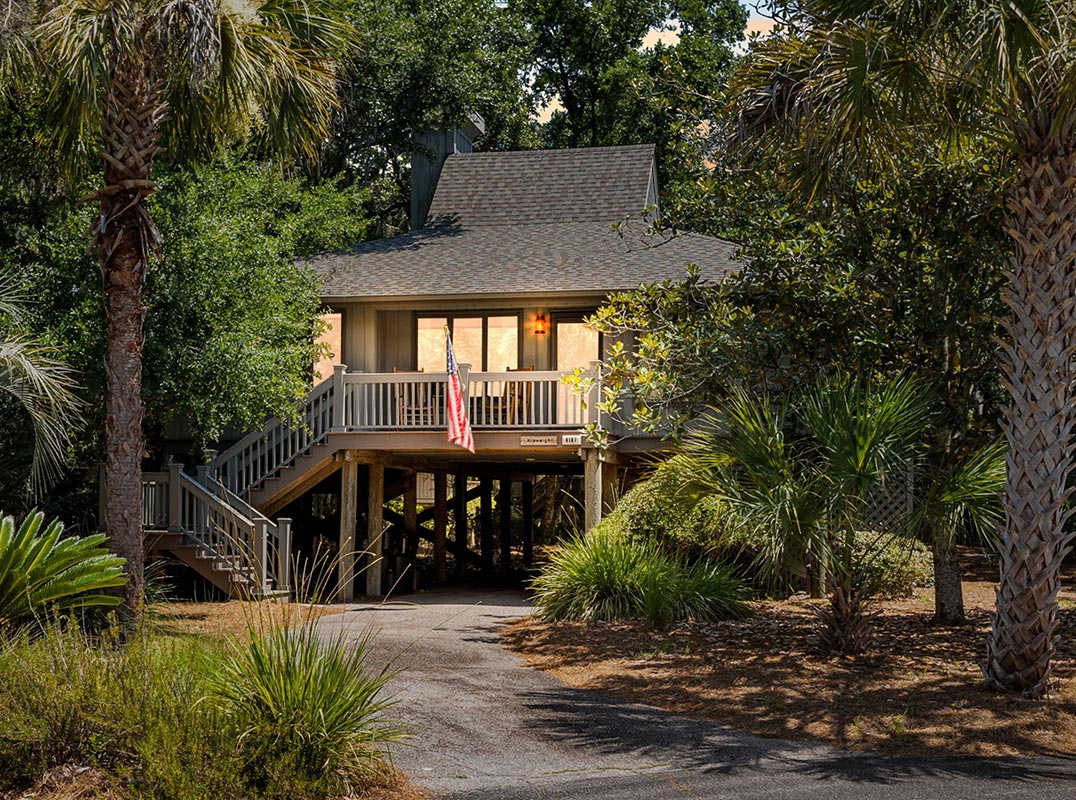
(0, 511, 125, 628)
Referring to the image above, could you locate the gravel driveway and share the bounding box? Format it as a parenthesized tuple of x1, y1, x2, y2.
(316, 590, 1076, 799)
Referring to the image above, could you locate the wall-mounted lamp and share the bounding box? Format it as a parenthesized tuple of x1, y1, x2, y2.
(534, 312, 547, 335)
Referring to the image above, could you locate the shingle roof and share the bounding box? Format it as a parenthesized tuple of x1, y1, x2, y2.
(425, 144, 656, 225)
(309, 221, 740, 299)
(308, 144, 743, 300)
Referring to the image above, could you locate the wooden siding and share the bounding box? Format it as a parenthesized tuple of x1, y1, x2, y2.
(327, 294, 614, 374)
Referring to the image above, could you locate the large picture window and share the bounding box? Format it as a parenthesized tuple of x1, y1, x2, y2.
(416, 314, 519, 372)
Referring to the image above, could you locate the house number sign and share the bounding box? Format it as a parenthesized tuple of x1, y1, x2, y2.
(520, 435, 559, 447)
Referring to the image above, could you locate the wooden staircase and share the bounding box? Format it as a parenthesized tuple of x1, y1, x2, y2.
(142, 465, 292, 598)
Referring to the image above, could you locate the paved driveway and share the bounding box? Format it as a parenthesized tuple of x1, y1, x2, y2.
(316, 591, 1076, 799)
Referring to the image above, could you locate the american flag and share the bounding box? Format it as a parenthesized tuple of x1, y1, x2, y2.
(445, 330, 475, 453)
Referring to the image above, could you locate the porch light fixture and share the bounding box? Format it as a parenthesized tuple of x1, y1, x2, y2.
(534, 312, 547, 335)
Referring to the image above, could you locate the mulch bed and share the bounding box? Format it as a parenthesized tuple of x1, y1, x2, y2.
(502, 580, 1076, 758)
(152, 600, 344, 640)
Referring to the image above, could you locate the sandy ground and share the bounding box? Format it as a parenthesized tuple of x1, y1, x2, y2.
(503, 580, 1076, 758)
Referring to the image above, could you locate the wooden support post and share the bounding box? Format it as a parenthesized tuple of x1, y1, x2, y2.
(366, 463, 384, 597)
(434, 473, 448, 584)
(498, 477, 512, 573)
(584, 449, 602, 532)
(602, 463, 618, 514)
(480, 477, 494, 577)
(276, 518, 292, 595)
(167, 461, 182, 532)
(454, 473, 469, 577)
(253, 519, 269, 596)
(522, 481, 534, 567)
(338, 458, 359, 603)
(331, 363, 347, 430)
(405, 475, 419, 591)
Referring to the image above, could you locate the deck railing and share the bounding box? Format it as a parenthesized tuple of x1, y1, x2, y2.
(216, 376, 335, 494)
(341, 367, 591, 430)
(213, 364, 598, 496)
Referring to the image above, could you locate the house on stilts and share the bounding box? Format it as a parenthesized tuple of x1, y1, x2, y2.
(137, 114, 740, 601)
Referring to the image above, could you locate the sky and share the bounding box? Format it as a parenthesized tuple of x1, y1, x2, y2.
(642, 2, 774, 48)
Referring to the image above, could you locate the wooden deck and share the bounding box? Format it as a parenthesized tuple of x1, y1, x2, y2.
(141, 364, 659, 600)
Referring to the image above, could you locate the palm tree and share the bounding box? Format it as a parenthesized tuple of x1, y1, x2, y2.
(915, 441, 1006, 625)
(0, 288, 80, 498)
(676, 374, 931, 654)
(0, 0, 352, 620)
(728, 1, 1075, 697)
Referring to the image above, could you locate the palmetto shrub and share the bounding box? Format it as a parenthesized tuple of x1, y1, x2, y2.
(532, 528, 749, 628)
(0, 511, 125, 629)
(210, 620, 402, 795)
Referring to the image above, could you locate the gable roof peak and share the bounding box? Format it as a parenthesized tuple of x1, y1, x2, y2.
(424, 143, 658, 227)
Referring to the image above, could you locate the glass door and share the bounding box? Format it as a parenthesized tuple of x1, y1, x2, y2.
(555, 318, 600, 424)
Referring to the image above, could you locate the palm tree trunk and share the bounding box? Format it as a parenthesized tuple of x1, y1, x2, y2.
(932, 539, 964, 625)
(94, 60, 163, 622)
(820, 580, 872, 655)
(985, 121, 1076, 698)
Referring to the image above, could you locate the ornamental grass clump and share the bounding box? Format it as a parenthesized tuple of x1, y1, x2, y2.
(532, 528, 749, 628)
(210, 619, 403, 795)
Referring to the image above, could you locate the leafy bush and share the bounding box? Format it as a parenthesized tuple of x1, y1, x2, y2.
(0, 511, 125, 629)
(856, 533, 934, 599)
(532, 528, 749, 627)
(210, 621, 402, 794)
(600, 461, 746, 557)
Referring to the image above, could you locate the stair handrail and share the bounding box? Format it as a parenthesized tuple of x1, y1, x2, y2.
(170, 468, 274, 596)
(213, 369, 338, 494)
(200, 471, 292, 594)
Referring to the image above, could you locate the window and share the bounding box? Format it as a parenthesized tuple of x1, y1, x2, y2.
(555, 319, 599, 371)
(314, 312, 341, 382)
(416, 314, 519, 372)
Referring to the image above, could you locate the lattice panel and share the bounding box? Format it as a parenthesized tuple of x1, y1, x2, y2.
(861, 469, 915, 533)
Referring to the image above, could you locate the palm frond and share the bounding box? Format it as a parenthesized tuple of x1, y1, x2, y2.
(0, 511, 125, 628)
(920, 439, 1006, 547)
(801, 373, 930, 504)
(0, 338, 81, 496)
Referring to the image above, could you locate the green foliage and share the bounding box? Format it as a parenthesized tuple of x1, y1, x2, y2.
(211, 622, 402, 794)
(12, 158, 375, 456)
(855, 533, 933, 600)
(597, 460, 738, 555)
(0, 511, 124, 629)
(590, 146, 1009, 442)
(916, 439, 1006, 550)
(515, 0, 748, 178)
(674, 373, 933, 651)
(531, 527, 749, 628)
(327, 0, 536, 201)
(13, 0, 356, 176)
(0, 613, 401, 799)
(0, 287, 81, 498)
(0, 624, 242, 795)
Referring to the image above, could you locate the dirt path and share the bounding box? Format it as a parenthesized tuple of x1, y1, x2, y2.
(317, 591, 1076, 799)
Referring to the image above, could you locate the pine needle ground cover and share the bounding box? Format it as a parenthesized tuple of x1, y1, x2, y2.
(504, 572, 1076, 758)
